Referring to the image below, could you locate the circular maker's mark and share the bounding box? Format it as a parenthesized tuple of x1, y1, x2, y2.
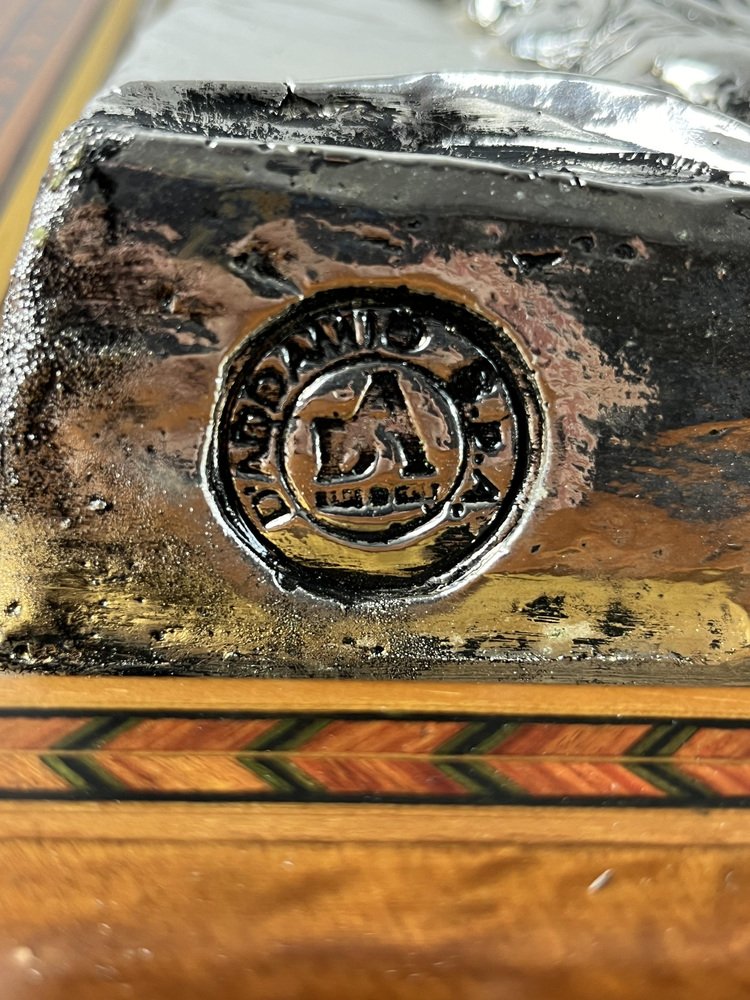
(208, 288, 542, 598)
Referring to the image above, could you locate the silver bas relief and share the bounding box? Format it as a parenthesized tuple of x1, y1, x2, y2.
(463, 0, 750, 119)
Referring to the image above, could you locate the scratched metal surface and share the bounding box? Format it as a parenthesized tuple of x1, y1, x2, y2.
(2, 72, 750, 682)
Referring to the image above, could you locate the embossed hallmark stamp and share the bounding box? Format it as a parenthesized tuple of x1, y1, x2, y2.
(207, 288, 542, 598)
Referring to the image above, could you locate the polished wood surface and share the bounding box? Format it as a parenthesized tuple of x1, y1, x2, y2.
(2, 673, 750, 715)
(3, 831, 750, 998)
(0, 675, 748, 997)
(3, 799, 750, 844)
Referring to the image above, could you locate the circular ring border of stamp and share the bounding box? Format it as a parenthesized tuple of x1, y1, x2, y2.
(207, 287, 543, 600)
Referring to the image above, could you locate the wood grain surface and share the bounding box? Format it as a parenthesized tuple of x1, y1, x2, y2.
(3, 836, 750, 999)
(2, 673, 750, 715)
(0, 676, 747, 996)
(0, 0, 137, 299)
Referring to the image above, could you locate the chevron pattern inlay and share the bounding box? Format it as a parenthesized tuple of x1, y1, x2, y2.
(0, 709, 748, 804)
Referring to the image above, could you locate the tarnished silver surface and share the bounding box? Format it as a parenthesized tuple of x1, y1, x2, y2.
(92, 71, 750, 185)
(4, 67, 750, 681)
(4, 0, 750, 681)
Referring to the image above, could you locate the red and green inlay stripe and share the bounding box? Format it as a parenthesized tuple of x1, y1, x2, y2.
(0, 710, 746, 805)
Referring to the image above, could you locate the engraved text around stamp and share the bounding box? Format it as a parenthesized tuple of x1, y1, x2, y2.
(207, 288, 542, 599)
